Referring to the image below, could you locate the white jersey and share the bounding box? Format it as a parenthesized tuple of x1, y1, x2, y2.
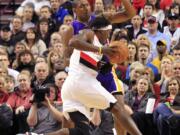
(68, 35, 103, 77)
(62, 36, 117, 120)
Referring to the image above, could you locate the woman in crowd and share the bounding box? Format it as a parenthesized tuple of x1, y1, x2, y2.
(15, 50, 35, 73)
(124, 76, 154, 112)
(37, 18, 51, 47)
(116, 41, 138, 81)
(21, 27, 47, 58)
(153, 76, 180, 135)
(156, 56, 174, 93)
(127, 42, 138, 65)
(136, 34, 151, 47)
(47, 50, 63, 74)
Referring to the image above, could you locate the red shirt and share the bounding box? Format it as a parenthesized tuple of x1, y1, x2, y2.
(7, 88, 32, 110)
(133, 0, 146, 9)
(0, 90, 9, 104)
(160, 0, 173, 10)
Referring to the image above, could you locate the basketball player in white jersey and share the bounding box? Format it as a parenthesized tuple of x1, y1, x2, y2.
(46, 16, 142, 135)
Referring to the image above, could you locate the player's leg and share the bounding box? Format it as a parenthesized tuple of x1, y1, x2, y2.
(110, 94, 142, 135)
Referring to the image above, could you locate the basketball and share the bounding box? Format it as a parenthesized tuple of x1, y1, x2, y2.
(109, 41, 129, 64)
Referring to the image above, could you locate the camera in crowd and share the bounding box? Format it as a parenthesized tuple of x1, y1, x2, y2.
(33, 85, 50, 103)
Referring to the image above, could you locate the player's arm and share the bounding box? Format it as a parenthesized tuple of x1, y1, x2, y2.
(69, 29, 99, 52)
(69, 30, 118, 56)
(103, 0, 136, 24)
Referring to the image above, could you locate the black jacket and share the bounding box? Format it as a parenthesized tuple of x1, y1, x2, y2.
(125, 25, 147, 41)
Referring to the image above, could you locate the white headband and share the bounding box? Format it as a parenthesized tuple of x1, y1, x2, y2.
(93, 25, 112, 31)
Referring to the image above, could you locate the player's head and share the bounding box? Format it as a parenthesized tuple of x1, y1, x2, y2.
(90, 15, 112, 44)
(72, 0, 91, 22)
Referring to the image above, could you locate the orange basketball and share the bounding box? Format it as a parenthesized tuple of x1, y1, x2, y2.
(109, 41, 129, 64)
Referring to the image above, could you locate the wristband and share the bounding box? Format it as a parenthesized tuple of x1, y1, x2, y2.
(98, 47, 102, 54)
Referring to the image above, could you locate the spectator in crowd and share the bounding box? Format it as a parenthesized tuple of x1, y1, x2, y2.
(21, 4, 35, 32)
(0, 63, 8, 77)
(125, 61, 145, 89)
(126, 42, 159, 82)
(47, 50, 62, 74)
(15, 50, 35, 73)
(39, 6, 56, 33)
(49, 32, 62, 48)
(137, 43, 159, 76)
(124, 76, 154, 112)
(105, 4, 116, 13)
(146, 16, 171, 62)
(127, 42, 138, 65)
(156, 56, 174, 93)
(54, 71, 67, 103)
(5, 75, 16, 94)
(50, 0, 69, 26)
(7, 72, 32, 133)
(153, 76, 180, 135)
(163, 13, 180, 49)
(63, 15, 74, 26)
(0, 76, 9, 104)
(27, 84, 63, 134)
(147, 0, 165, 27)
(12, 42, 26, 69)
(111, 28, 129, 44)
(116, 41, 138, 81)
(0, 25, 14, 55)
(93, 0, 104, 15)
(21, 27, 47, 58)
(151, 40, 173, 72)
(37, 18, 51, 47)
(141, 3, 153, 29)
(125, 15, 147, 41)
(0, 52, 19, 84)
(16, 0, 51, 16)
(172, 60, 180, 78)
(31, 62, 54, 89)
(136, 34, 151, 47)
(172, 45, 180, 60)
(169, 3, 180, 16)
(10, 16, 25, 46)
(51, 43, 64, 58)
(52, 57, 67, 74)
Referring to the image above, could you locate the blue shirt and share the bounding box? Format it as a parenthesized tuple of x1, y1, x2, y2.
(72, 15, 95, 35)
(53, 7, 69, 24)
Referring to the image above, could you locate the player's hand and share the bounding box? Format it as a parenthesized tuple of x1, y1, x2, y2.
(102, 46, 118, 57)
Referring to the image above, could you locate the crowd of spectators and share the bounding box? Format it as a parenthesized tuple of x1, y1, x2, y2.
(0, 0, 179, 135)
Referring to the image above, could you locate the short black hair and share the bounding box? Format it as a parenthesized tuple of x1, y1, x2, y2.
(89, 15, 111, 30)
(144, 2, 153, 8)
